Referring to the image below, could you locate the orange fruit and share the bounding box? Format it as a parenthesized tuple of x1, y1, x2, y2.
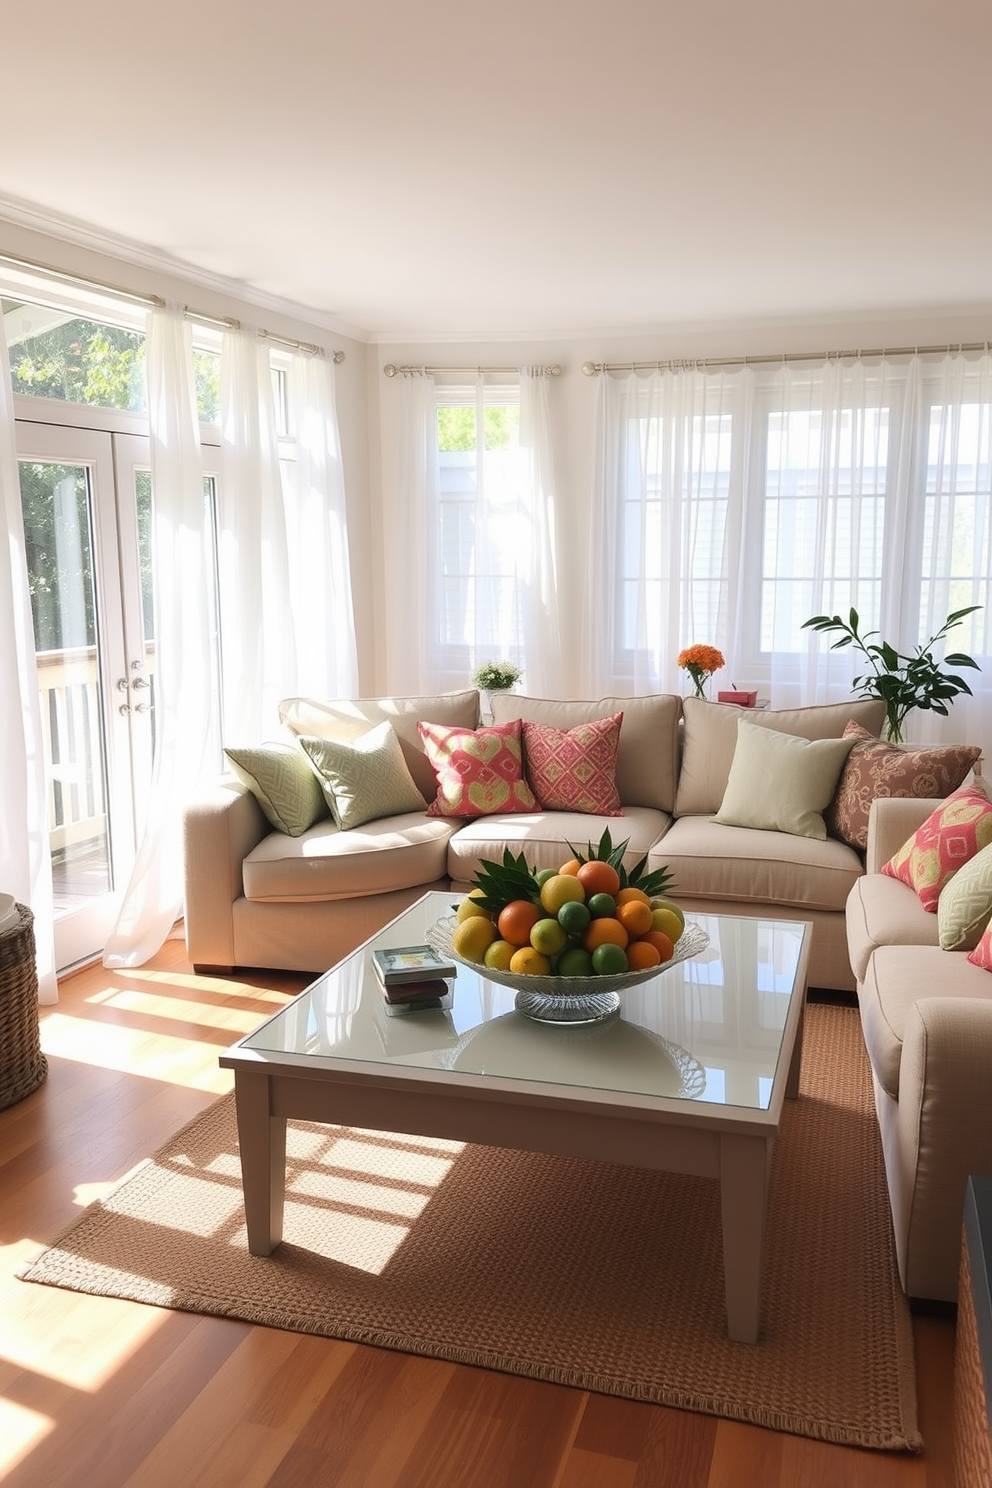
(558, 857, 582, 877)
(617, 900, 653, 938)
(616, 887, 651, 907)
(583, 916, 629, 952)
(576, 860, 622, 898)
(627, 940, 662, 970)
(497, 899, 543, 947)
(509, 945, 552, 976)
(640, 929, 674, 962)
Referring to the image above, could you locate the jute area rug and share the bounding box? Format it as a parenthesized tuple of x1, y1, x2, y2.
(19, 1000, 921, 1452)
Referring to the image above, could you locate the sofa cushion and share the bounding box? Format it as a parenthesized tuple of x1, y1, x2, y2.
(714, 723, 855, 840)
(860, 945, 992, 1099)
(279, 690, 480, 803)
(521, 713, 623, 816)
(846, 873, 940, 985)
(937, 843, 992, 951)
(418, 718, 538, 817)
(297, 723, 426, 829)
(224, 740, 328, 837)
(826, 722, 982, 850)
(491, 692, 681, 812)
(446, 805, 671, 885)
(242, 813, 456, 902)
(882, 783, 992, 912)
(656, 815, 863, 912)
(674, 696, 887, 818)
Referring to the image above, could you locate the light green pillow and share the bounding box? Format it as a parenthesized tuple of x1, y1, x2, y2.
(713, 723, 857, 840)
(298, 722, 427, 829)
(224, 740, 327, 836)
(937, 842, 992, 950)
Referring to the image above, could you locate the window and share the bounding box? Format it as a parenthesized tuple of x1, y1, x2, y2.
(921, 382, 992, 654)
(434, 385, 523, 676)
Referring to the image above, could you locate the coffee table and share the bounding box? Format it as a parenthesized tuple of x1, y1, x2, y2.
(220, 891, 810, 1343)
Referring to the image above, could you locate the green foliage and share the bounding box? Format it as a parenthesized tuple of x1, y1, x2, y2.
(568, 828, 676, 898)
(436, 404, 519, 453)
(8, 318, 147, 411)
(19, 462, 96, 651)
(802, 606, 982, 742)
(471, 659, 521, 691)
(471, 848, 542, 913)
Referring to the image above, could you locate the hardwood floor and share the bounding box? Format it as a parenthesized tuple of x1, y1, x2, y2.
(0, 940, 958, 1487)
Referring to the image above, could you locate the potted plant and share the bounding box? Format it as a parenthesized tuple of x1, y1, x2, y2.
(471, 660, 522, 694)
(801, 606, 982, 743)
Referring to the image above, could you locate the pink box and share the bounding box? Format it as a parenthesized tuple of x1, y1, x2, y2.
(718, 689, 758, 707)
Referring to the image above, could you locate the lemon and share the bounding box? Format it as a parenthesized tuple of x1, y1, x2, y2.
(540, 873, 586, 915)
(509, 946, 552, 976)
(483, 939, 516, 971)
(650, 907, 684, 942)
(456, 890, 492, 924)
(453, 915, 498, 963)
(650, 897, 685, 930)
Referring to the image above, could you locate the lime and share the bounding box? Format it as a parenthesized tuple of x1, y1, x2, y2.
(535, 867, 557, 888)
(557, 899, 591, 936)
(557, 946, 594, 977)
(530, 917, 568, 957)
(587, 892, 617, 919)
(591, 943, 628, 976)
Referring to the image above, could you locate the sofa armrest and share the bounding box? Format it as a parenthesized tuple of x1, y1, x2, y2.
(866, 797, 943, 875)
(183, 776, 269, 969)
(895, 996, 992, 1300)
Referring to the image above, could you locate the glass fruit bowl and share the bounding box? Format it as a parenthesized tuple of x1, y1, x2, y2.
(426, 915, 709, 1024)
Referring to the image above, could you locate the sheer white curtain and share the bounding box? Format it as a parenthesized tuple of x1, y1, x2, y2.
(379, 369, 437, 692)
(103, 305, 219, 968)
(581, 365, 752, 697)
(0, 313, 57, 1001)
(219, 326, 296, 742)
(516, 367, 563, 696)
(284, 353, 359, 700)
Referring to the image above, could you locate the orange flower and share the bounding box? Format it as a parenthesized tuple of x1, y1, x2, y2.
(677, 644, 725, 675)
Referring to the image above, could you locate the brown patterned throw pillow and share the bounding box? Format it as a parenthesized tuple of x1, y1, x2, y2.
(825, 722, 983, 850)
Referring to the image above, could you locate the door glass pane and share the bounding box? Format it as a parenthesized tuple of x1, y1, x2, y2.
(19, 459, 112, 908)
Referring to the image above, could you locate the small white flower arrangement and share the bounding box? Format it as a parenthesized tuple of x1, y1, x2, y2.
(471, 660, 522, 692)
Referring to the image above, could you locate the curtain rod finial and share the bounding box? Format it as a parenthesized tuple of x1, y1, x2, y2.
(383, 363, 397, 377)
(333, 350, 345, 364)
(581, 361, 598, 377)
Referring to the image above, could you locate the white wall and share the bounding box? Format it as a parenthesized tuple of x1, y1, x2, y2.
(372, 308, 992, 696)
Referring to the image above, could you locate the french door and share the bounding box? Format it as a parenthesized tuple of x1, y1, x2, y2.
(16, 420, 154, 970)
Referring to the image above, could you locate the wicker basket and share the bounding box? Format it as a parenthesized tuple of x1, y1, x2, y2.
(0, 904, 48, 1111)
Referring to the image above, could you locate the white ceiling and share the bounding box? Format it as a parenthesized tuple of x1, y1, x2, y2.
(3, 0, 991, 341)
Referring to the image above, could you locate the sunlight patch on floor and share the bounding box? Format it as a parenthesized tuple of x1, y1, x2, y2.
(39, 1013, 233, 1092)
(84, 985, 278, 1037)
(0, 1397, 55, 1471)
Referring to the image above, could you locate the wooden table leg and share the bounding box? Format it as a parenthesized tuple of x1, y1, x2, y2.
(720, 1133, 770, 1343)
(233, 1069, 286, 1256)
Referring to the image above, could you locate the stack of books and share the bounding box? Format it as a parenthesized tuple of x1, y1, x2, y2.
(371, 944, 457, 1013)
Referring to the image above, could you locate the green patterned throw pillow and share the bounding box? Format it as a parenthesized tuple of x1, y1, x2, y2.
(224, 741, 328, 836)
(298, 722, 426, 829)
(937, 842, 992, 950)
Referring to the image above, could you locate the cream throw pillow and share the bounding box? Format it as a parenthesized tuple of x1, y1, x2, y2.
(298, 722, 426, 829)
(714, 723, 857, 840)
(224, 740, 328, 837)
(937, 842, 992, 950)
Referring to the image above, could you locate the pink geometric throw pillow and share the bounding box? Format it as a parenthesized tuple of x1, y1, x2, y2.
(522, 713, 624, 816)
(882, 783, 992, 913)
(418, 718, 538, 818)
(967, 922, 992, 971)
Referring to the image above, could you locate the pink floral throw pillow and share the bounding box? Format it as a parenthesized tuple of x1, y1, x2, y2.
(825, 721, 982, 850)
(418, 718, 538, 818)
(967, 923, 992, 971)
(882, 783, 992, 912)
(522, 713, 624, 816)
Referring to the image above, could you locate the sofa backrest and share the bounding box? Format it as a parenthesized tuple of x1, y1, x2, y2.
(278, 690, 480, 802)
(674, 695, 889, 816)
(490, 692, 682, 812)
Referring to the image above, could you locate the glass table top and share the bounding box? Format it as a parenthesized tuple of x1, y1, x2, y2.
(232, 892, 809, 1114)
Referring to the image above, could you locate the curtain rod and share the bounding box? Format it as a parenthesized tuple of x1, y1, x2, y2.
(0, 249, 345, 362)
(383, 362, 562, 377)
(581, 342, 990, 375)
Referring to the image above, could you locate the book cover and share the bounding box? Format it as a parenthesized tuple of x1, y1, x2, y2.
(372, 944, 457, 986)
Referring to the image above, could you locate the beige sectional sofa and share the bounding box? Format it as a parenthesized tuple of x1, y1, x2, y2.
(847, 794, 992, 1303)
(183, 687, 891, 988)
